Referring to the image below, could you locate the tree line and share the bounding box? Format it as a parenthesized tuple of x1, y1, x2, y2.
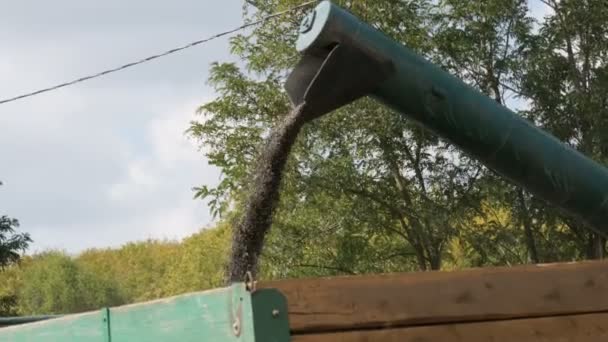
(0, 223, 230, 316)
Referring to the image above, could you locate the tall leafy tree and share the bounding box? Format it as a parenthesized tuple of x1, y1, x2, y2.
(78, 240, 180, 302)
(0, 181, 31, 268)
(429, 0, 547, 264)
(18, 252, 123, 315)
(163, 222, 231, 294)
(188, 0, 536, 274)
(0, 181, 31, 316)
(521, 0, 608, 259)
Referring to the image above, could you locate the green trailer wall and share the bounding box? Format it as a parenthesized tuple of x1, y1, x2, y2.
(0, 284, 289, 342)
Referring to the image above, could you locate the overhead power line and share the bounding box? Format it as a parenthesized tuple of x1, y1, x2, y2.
(0, 1, 317, 106)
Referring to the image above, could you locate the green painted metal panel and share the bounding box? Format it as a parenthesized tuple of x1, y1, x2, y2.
(0, 284, 290, 342)
(290, 1, 608, 236)
(0, 311, 106, 342)
(251, 289, 290, 342)
(110, 284, 254, 342)
(0, 315, 62, 328)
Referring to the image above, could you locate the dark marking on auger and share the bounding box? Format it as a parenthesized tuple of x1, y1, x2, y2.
(227, 102, 313, 283)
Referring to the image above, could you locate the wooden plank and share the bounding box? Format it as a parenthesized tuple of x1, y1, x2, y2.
(292, 312, 608, 342)
(260, 260, 608, 333)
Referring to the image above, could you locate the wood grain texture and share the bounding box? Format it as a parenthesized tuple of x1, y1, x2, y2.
(292, 312, 608, 342)
(260, 261, 608, 333)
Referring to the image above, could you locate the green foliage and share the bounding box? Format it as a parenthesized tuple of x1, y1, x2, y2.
(0, 216, 30, 269)
(519, 0, 608, 258)
(17, 252, 123, 315)
(164, 222, 231, 294)
(0, 181, 31, 269)
(78, 240, 180, 302)
(1, 225, 231, 315)
(188, 0, 523, 275)
(0, 264, 22, 316)
(0, 181, 32, 316)
(0, 295, 17, 317)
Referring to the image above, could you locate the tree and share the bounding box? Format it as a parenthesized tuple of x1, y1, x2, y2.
(521, 0, 608, 259)
(0, 181, 31, 269)
(190, 0, 460, 274)
(189, 0, 552, 276)
(0, 181, 31, 316)
(78, 240, 180, 303)
(429, 0, 551, 264)
(18, 251, 123, 315)
(163, 222, 231, 294)
(0, 263, 20, 316)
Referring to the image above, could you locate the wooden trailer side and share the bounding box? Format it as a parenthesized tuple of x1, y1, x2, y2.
(293, 312, 608, 342)
(260, 260, 608, 340)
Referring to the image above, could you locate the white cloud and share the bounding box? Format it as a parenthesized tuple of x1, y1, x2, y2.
(148, 99, 211, 166)
(106, 97, 221, 217)
(2, 88, 223, 254)
(107, 159, 160, 202)
(0, 0, 240, 253)
(27, 197, 212, 254)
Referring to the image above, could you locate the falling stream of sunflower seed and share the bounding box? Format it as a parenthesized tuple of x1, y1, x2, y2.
(226, 102, 313, 283)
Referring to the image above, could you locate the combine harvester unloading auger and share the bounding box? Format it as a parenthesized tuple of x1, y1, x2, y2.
(284, 1, 608, 234)
(4, 2, 608, 341)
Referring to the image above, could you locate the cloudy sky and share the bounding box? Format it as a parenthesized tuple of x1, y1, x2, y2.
(0, 1, 553, 255)
(0, 1, 246, 253)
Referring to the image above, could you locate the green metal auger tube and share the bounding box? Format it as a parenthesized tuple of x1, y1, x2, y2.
(286, 1, 608, 236)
